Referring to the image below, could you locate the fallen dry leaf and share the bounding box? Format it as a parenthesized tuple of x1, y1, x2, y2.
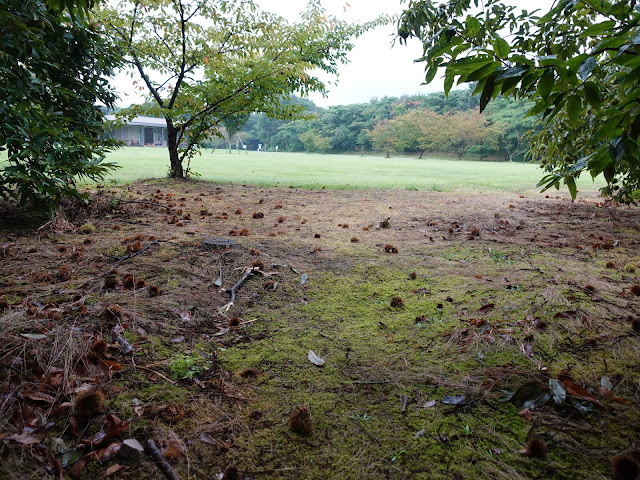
(68, 459, 86, 480)
(478, 303, 495, 313)
(82, 442, 121, 462)
(521, 342, 534, 358)
(102, 463, 125, 477)
(307, 350, 325, 366)
(21, 390, 56, 404)
(5, 431, 47, 445)
(563, 380, 606, 410)
(79, 414, 130, 447)
(199, 433, 221, 446)
(518, 408, 533, 422)
(598, 386, 630, 405)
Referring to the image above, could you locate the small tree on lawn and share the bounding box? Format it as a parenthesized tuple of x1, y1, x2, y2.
(444, 111, 497, 159)
(100, 0, 381, 178)
(221, 113, 250, 153)
(394, 109, 445, 158)
(367, 120, 400, 158)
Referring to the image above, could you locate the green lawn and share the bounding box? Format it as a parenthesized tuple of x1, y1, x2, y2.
(97, 148, 605, 193)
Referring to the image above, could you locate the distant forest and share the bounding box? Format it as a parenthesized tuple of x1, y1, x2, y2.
(118, 87, 539, 161)
(230, 87, 539, 161)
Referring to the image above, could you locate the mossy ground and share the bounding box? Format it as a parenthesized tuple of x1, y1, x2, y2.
(1, 181, 639, 479)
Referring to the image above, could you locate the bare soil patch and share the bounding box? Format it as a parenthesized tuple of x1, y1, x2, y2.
(1, 181, 640, 479)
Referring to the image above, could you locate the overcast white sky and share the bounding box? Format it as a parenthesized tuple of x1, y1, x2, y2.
(110, 0, 551, 108)
(261, 0, 440, 107)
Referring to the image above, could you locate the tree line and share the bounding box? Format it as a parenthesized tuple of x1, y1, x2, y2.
(236, 89, 538, 161)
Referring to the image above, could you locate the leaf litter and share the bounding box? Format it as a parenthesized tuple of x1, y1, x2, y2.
(1, 182, 640, 479)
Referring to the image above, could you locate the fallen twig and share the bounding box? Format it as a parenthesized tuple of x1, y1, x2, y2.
(401, 394, 409, 415)
(145, 439, 181, 480)
(130, 359, 176, 384)
(0, 363, 31, 380)
(352, 380, 389, 385)
(222, 266, 256, 309)
(350, 417, 381, 445)
(97, 240, 159, 278)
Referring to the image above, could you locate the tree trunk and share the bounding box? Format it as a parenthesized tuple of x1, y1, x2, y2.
(385, 150, 390, 158)
(166, 120, 184, 179)
(418, 150, 424, 159)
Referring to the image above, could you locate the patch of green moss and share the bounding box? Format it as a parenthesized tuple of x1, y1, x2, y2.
(216, 255, 640, 479)
(108, 369, 187, 418)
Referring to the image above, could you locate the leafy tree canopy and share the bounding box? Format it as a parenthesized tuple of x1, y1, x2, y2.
(0, 0, 121, 211)
(398, 0, 640, 201)
(100, 0, 385, 178)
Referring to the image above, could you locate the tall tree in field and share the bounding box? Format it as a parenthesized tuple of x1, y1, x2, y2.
(1, 0, 121, 210)
(100, 0, 380, 178)
(367, 120, 400, 158)
(394, 109, 445, 158)
(399, 0, 640, 201)
(444, 111, 497, 159)
(221, 113, 250, 153)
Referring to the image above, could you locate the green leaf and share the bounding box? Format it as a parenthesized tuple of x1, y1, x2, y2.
(509, 54, 535, 66)
(501, 76, 523, 95)
(593, 36, 628, 54)
(537, 68, 554, 99)
(577, 56, 596, 81)
(565, 176, 577, 200)
(609, 137, 625, 163)
(497, 65, 530, 82)
(579, 20, 616, 38)
(622, 66, 640, 85)
(583, 81, 601, 109)
(537, 174, 561, 192)
(604, 164, 616, 183)
(528, 99, 549, 117)
(587, 149, 612, 177)
(424, 65, 438, 84)
(492, 36, 511, 59)
(450, 55, 495, 73)
(591, 116, 621, 144)
(480, 74, 496, 113)
(538, 55, 561, 67)
(566, 95, 582, 126)
(444, 73, 455, 96)
(465, 62, 500, 82)
(465, 16, 482, 37)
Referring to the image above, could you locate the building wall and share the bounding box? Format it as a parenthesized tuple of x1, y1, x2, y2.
(110, 125, 167, 147)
